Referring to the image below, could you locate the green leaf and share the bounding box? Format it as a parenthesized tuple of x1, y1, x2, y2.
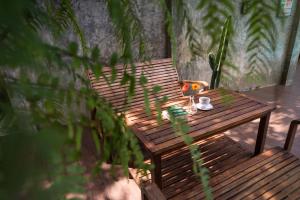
(91, 46, 100, 61)
(92, 130, 100, 154)
(76, 126, 82, 151)
(143, 88, 151, 115)
(68, 42, 78, 55)
(152, 85, 161, 94)
(92, 63, 103, 79)
(109, 52, 118, 67)
(139, 74, 148, 85)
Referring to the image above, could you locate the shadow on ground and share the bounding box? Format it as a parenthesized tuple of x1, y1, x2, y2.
(81, 64, 300, 200)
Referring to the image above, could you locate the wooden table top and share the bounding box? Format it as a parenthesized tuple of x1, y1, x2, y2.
(126, 89, 275, 156)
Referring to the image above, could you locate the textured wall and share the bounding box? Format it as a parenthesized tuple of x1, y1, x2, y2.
(65, 0, 166, 60)
(174, 0, 300, 91)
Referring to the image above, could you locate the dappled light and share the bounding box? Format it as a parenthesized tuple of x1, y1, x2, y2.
(1, 0, 300, 199)
(226, 66, 300, 157)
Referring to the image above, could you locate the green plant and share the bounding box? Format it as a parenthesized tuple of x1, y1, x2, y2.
(195, 0, 278, 85)
(0, 1, 282, 199)
(208, 16, 232, 89)
(245, 0, 278, 82)
(0, 0, 149, 199)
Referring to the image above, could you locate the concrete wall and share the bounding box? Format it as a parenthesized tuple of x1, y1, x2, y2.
(57, 0, 299, 90)
(65, 0, 166, 60)
(174, 0, 300, 91)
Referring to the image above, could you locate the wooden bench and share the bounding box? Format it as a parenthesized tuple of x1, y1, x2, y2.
(87, 58, 208, 112)
(142, 119, 300, 200)
(87, 58, 275, 198)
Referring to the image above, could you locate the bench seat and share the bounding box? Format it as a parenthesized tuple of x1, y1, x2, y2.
(142, 120, 300, 200)
(129, 133, 253, 199)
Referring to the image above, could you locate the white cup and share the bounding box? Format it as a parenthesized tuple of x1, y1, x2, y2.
(199, 97, 210, 105)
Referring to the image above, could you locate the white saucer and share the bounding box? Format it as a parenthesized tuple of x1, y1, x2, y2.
(196, 103, 213, 111)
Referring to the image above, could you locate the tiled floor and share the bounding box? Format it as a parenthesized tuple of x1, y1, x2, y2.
(82, 63, 300, 200)
(226, 64, 300, 158)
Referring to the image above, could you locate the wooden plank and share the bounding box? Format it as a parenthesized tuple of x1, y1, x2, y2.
(142, 183, 167, 200)
(136, 94, 247, 131)
(254, 112, 271, 155)
(92, 76, 179, 95)
(284, 119, 300, 152)
(161, 136, 251, 199)
(287, 183, 300, 200)
(162, 139, 239, 187)
(90, 58, 172, 73)
(126, 90, 225, 120)
(161, 136, 228, 171)
(90, 63, 177, 85)
(94, 63, 175, 78)
(267, 179, 300, 200)
(165, 149, 250, 199)
(216, 157, 300, 200)
(243, 163, 300, 200)
(160, 134, 225, 162)
(174, 148, 284, 200)
(131, 95, 247, 131)
(163, 146, 248, 198)
(212, 155, 296, 199)
(152, 104, 274, 155)
(126, 88, 222, 116)
(151, 103, 263, 145)
(88, 58, 180, 111)
(151, 154, 162, 189)
(149, 100, 259, 143)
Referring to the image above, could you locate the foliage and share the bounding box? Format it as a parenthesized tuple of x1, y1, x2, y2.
(209, 17, 232, 89)
(196, 0, 235, 51)
(174, 0, 204, 58)
(195, 0, 279, 87)
(168, 114, 212, 200)
(0, 0, 282, 199)
(158, 0, 177, 64)
(0, 0, 149, 199)
(244, 0, 278, 82)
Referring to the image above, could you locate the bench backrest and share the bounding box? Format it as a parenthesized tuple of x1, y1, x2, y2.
(87, 58, 182, 111)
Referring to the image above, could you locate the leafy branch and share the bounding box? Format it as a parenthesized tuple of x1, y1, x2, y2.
(174, 0, 204, 58)
(245, 0, 278, 81)
(196, 0, 235, 50)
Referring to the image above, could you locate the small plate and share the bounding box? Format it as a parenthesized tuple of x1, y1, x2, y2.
(196, 103, 213, 111)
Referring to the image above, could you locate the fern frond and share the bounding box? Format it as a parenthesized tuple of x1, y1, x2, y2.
(174, 0, 204, 59)
(245, 0, 277, 80)
(196, 0, 235, 50)
(48, 0, 87, 54)
(159, 0, 177, 63)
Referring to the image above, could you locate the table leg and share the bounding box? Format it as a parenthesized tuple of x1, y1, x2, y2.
(151, 154, 162, 189)
(254, 112, 271, 156)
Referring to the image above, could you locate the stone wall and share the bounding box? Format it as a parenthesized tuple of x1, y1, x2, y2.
(59, 0, 299, 90)
(65, 0, 166, 60)
(174, 0, 300, 91)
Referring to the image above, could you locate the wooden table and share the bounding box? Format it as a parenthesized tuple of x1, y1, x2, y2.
(126, 89, 275, 188)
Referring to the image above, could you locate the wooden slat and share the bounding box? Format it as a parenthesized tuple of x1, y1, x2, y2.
(214, 156, 298, 200)
(151, 103, 274, 155)
(122, 88, 275, 156)
(170, 148, 283, 200)
(150, 101, 260, 143)
(138, 148, 300, 200)
(129, 93, 245, 127)
(88, 58, 180, 111)
(242, 164, 300, 199)
(129, 133, 252, 199)
(126, 90, 223, 120)
(143, 183, 167, 200)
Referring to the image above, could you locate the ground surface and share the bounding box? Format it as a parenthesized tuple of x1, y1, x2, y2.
(82, 64, 300, 200)
(226, 65, 300, 158)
